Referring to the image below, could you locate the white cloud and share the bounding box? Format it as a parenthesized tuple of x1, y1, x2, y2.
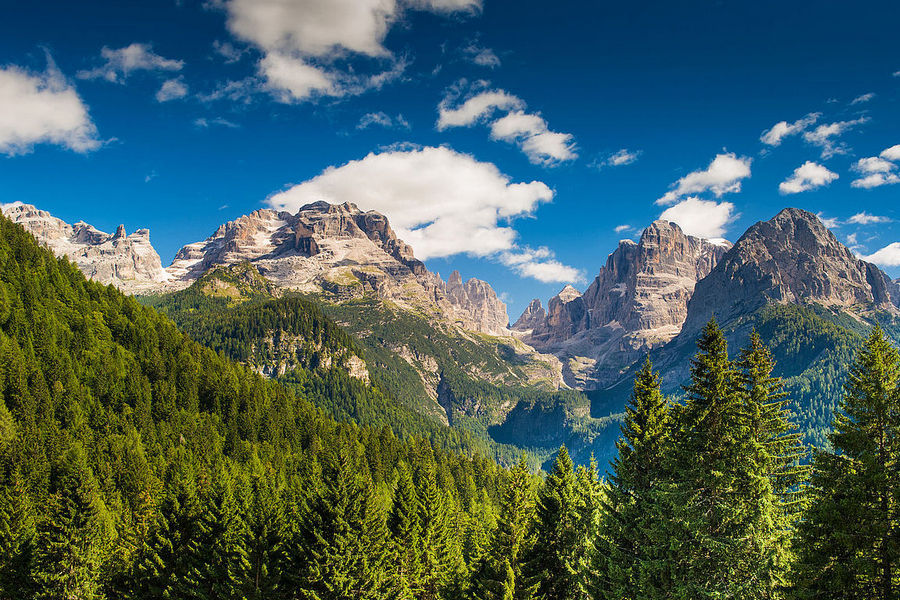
(156, 78, 188, 102)
(223, 0, 478, 102)
(779, 161, 839, 194)
(614, 224, 633, 233)
(78, 43, 183, 83)
(855, 156, 896, 174)
(265, 146, 578, 281)
(656, 153, 751, 205)
(462, 41, 500, 68)
(659, 197, 736, 239)
(803, 117, 869, 158)
(861, 242, 900, 267)
(817, 213, 840, 229)
(847, 212, 891, 225)
(489, 111, 577, 165)
(599, 149, 641, 168)
(760, 112, 820, 146)
(437, 90, 523, 129)
(194, 117, 239, 128)
(850, 92, 875, 105)
(850, 150, 900, 188)
(357, 111, 410, 129)
(499, 247, 583, 283)
(852, 173, 900, 189)
(0, 58, 100, 155)
(881, 144, 900, 161)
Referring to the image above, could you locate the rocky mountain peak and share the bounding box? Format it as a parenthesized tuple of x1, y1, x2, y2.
(518, 217, 730, 388)
(2, 202, 169, 292)
(512, 299, 546, 332)
(682, 207, 900, 335)
(166, 201, 508, 335)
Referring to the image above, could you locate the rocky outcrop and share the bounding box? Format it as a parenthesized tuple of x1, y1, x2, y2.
(2, 202, 169, 292)
(681, 208, 900, 336)
(444, 270, 509, 335)
(512, 299, 546, 332)
(514, 220, 729, 388)
(167, 201, 510, 336)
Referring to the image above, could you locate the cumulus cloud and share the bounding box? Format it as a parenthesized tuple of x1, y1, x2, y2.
(265, 146, 579, 281)
(437, 89, 523, 129)
(156, 77, 188, 102)
(489, 111, 577, 165)
(659, 197, 736, 239)
(803, 117, 869, 158)
(614, 224, 633, 233)
(850, 92, 875, 105)
(357, 111, 410, 130)
(223, 0, 479, 102)
(78, 43, 183, 83)
(862, 242, 900, 267)
(0, 58, 100, 155)
(847, 212, 891, 225)
(498, 247, 584, 283)
(438, 85, 576, 165)
(851, 150, 900, 189)
(760, 112, 820, 146)
(656, 153, 751, 205)
(881, 145, 900, 161)
(598, 149, 641, 168)
(779, 161, 839, 194)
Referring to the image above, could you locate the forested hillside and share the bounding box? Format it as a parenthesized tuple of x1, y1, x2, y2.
(4, 214, 900, 599)
(0, 216, 538, 598)
(148, 268, 619, 468)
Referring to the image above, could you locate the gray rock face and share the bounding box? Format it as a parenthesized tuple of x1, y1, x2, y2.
(2, 202, 169, 292)
(515, 220, 729, 387)
(167, 201, 510, 335)
(511, 298, 546, 332)
(444, 270, 509, 335)
(681, 208, 900, 337)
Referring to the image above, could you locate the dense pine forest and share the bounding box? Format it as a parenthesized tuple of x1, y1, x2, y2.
(3, 214, 900, 599)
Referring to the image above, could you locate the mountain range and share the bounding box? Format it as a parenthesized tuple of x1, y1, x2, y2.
(5, 199, 900, 463)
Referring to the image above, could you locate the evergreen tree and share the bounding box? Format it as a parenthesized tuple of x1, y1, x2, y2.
(735, 331, 808, 596)
(0, 472, 37, 599)
(417, 463, 464, 600)
(523, 447, 582, 600)
(793, 326, 900, 599)
(33, 444, 104, 600)
(662, 319, 757, 598)
(245, 474, 285, 600)
(594, 358, 670, 600)
(388, 462, 422, 600)
(472, 458, 535, 600)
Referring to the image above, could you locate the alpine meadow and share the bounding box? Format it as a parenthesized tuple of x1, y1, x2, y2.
(2, 1, 900, 599)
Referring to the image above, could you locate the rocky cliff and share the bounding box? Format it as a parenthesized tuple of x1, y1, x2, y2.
(2, 202, 169, 292)
(167, 201, 510, 335)
(681, 207, 900, 337)
(514, 220, 730, 387)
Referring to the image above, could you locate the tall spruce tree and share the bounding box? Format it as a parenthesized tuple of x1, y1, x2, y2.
(471, 457, 535, 600)
(523, 447, 584, 600)
(662, 318, 758, 598)
(388, 461, 422, 600)
(0, 472, 36, 599)
(33, 444, 104, 600)
(793, 326, 900, 600)
(736, 331, 808, 596)
(593, 358, 670, 600)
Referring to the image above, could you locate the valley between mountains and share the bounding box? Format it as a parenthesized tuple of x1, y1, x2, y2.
(5, 200, 900, 466)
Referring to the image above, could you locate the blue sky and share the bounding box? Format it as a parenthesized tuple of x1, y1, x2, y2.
(1, 0, 899, 318)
